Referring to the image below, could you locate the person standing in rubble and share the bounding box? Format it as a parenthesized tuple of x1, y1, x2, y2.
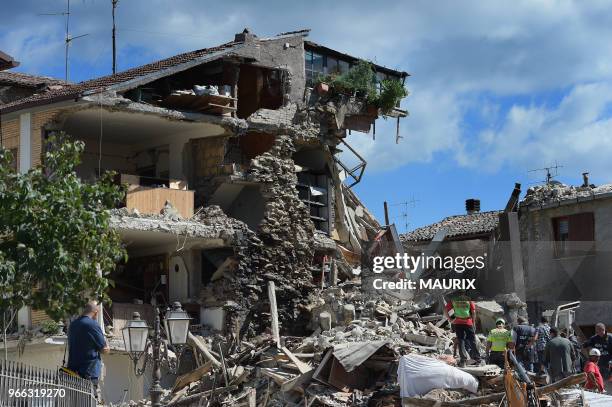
(544, 327, 575, 383)
(486, 318, 513, 369)
(534, 317, 551, 375)
(582, 323, 612, 386)
(444, 294, 481, 367)
(512, 316, 538, 372)
(584, 349, 605, 393)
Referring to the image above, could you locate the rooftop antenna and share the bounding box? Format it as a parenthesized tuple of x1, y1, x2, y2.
(528, 161, 563, 185)
(390, 197, 419, 233)
(112, 0, 119, 75)
(38, 0, 89, 82)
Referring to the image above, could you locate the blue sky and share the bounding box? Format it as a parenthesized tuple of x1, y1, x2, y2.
(3, 0, 612, 233)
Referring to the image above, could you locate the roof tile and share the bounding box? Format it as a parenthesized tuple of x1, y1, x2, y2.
(400, 210, 501, 242)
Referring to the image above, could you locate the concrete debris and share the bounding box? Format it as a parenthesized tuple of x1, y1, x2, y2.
(109, 204, 250, 245)
(122, 287, 584, 407)
(522, 181, 612, 208)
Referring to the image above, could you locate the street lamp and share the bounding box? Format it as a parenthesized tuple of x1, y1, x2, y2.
(164, 302, 191, 346)
(122, 303, 191, 407)
(122, 312, 149, 357)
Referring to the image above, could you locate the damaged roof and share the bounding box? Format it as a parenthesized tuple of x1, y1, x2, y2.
(0, 40, 242, 114)
(521, 181, 612, 210)
(401, 210, 501, 242)
(0, 29, 409, 115)
(0, 71, 66, 89)
(0, 51, 19, 71)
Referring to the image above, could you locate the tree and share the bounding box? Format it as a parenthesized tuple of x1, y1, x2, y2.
(0, 132, 126, 324)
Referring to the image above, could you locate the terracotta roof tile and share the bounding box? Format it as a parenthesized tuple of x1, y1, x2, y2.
(0, 71, 66, 88)
(0, 41, 239, 113)
(401, 210, 501, 242)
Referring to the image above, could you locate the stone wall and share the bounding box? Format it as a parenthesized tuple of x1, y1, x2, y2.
(209, 135, 317, 337)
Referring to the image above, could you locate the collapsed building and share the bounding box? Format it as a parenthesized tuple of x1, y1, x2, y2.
(0, 30, 409, 402)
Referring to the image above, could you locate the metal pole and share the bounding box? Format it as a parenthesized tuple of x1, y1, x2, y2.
(383, 201, 390, 226)
(150, 307, 162, 407)
(111, 0, 118, 74)
(65, 0, 70, 82)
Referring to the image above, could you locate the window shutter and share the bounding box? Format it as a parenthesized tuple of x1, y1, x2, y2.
(568, 212, 594, 241)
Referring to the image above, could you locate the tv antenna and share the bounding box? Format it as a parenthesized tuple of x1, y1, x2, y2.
(112, 0, 119, 75)
(528, 161, 563, 185)
(38, 0, 89, 82)
(390, 197, 419, 233)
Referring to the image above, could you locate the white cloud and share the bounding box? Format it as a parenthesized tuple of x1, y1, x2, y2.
(469, 82, 612, 176)
(4, 1, 612, 177)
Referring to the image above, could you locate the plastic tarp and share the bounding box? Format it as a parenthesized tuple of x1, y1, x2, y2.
(332, 340, 388, 372)
(397, 354, 479, 397)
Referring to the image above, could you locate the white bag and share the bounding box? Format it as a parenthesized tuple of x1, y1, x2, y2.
(397, 354, 479, 397)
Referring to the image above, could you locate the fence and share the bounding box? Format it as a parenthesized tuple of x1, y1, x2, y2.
(0, 360, 96, 407)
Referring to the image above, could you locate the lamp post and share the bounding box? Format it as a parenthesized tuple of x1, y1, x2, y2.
(122, 302, 191, 407)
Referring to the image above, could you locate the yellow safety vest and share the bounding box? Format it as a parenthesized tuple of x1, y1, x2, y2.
(488, 328, 512, 352)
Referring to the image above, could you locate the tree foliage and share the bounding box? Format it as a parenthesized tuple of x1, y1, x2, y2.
(0, 133, 126, 320)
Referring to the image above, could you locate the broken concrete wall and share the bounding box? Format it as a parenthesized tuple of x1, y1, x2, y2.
(204, 135, 317, 337)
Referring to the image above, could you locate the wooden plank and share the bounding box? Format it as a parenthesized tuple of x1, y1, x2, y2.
(187, 332, 221, 368)
(268, 281, 281, 349)
(281, 347, 312, 374)
(172, 361, 212, 392)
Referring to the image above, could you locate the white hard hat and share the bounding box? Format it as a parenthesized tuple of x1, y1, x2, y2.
(590, 348, 601, 357)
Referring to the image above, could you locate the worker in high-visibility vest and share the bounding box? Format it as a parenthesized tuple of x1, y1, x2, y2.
(445, 294, 482, 367)
(486, 318, 514, 369)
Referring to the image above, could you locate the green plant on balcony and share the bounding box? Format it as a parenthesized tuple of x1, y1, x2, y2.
(374, 78, 409, 114)
(315, 60, 407, 115)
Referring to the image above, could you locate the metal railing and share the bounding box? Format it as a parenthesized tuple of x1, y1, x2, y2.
(0, 360, 96, 407)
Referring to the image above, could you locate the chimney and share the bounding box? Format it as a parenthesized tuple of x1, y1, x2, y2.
(466, 199, 480, 215)
(235, 28, 257, 43)
(582, 172, 590, 187)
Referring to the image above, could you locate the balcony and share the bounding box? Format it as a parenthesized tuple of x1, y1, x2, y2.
(119, 174, 195, 219)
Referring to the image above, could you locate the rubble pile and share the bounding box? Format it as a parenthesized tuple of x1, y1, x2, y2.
(522, 181, 612, 208)
(109, 290, 488, 406)
(105, 284, 595, 407)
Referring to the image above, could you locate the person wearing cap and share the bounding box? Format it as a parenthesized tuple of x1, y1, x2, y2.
(582, 323, 612, 384)
(486, 318, 513, 369)
(584, 348, 605, 393)
(544, 327, 575, 383)
(444, 294, 481, 367)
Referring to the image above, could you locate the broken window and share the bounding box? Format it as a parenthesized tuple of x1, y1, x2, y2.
(294, 148, 331, 234)
(305, 50, 352, 87)
(552, 213, 594, 257)
(237, 65, 284, 119)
